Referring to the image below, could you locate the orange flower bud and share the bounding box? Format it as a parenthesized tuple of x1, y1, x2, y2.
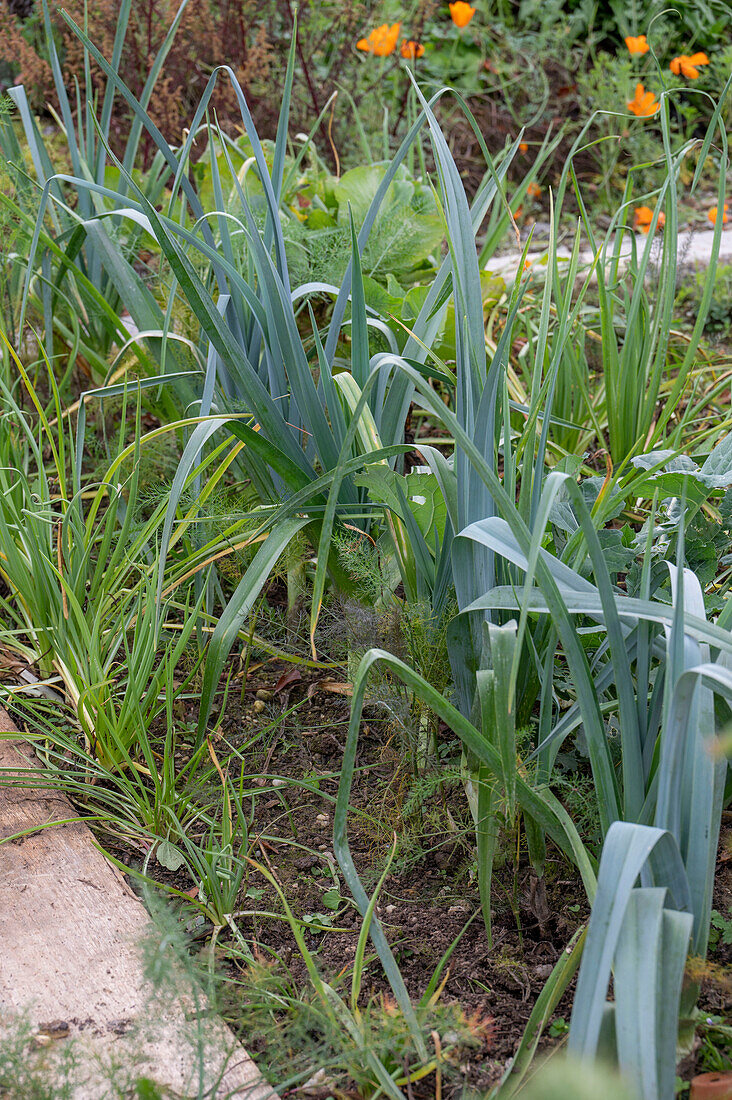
(708, 204, 729, 227)
(449, 1, 476, 29)
(634, 205, 665, 233)
(400, 39, 425, 59)
(356, 23, 401, 56)
(625, 35, 650, 55)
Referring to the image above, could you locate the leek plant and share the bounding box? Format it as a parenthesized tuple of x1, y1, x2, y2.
(495, 81, 731, 469)
(336, 475, 732, 1098)
(23, 13, 557, 746)
(7, 13, 729, 1094)
(314, 85, 731, 1100)
(142, 70, 730, 1042)
(0, 0, 203, 395)
(13, 6, 563, 745)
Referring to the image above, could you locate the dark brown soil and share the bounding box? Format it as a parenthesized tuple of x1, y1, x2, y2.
(114, 659, 732, 1098)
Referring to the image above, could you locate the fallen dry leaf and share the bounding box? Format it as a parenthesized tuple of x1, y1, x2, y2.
(307, 679, 353, 699)
(274, 669, 302, 694)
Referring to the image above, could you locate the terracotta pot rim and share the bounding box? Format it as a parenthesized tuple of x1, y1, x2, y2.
(689, 1069, 732, 1100)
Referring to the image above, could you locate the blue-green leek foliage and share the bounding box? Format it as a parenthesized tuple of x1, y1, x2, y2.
(1, 0, 199, 387)
(462, 487, 731, 1098)
(18, 9, 543, 745)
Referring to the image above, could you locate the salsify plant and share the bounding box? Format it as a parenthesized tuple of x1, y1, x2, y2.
(491, 77, 731, 470)
(549, 78, 730, 466)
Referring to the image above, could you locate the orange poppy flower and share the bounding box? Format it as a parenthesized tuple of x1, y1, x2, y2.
(449, 1, 476, 28)
(356, 22, 401, 56)
(527, 182, 541, 199)
(670, 53, 710, 79)
(708, 204, 729, 226)
(627, 83, 660, 117)
(625, 35, 650, 55)
(634, 205, 665, 233)
(400, 39, 425, 59)
(519, 141, 529, 154)
(634, 205, 652, 230)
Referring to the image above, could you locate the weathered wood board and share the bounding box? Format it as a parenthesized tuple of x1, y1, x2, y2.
(0, 709, 276, 1099)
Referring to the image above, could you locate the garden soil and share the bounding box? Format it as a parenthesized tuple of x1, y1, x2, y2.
(123, 661, 732, 1098)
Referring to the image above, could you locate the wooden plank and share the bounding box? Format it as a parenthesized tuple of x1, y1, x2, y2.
(0, 709, 275, 1099)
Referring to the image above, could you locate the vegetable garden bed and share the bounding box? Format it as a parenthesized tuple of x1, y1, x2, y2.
(0, 2, 731, 1098)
